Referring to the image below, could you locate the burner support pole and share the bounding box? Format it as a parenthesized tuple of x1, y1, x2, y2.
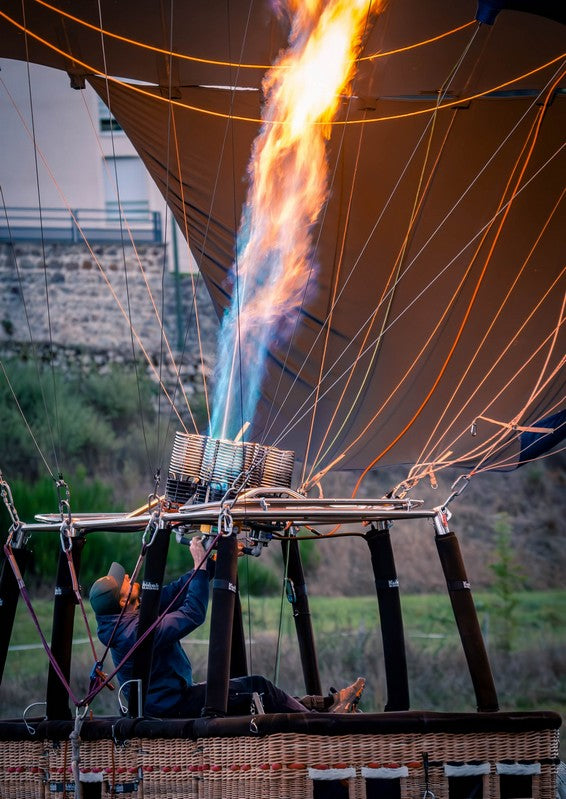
(0, 544, 29, 688)
(281, 537, 322, 696)
(434, 512, 499, 712)
(46, 536, 86, 720)
(128, 524, 171, 717)
(366, 522, 410, 711)
(202, 533, 239, 716)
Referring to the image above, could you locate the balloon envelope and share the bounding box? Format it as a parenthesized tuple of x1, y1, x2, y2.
(0, 0, 564, 481)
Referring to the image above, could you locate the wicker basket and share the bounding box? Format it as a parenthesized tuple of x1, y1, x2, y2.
(0, 713, 560, 799)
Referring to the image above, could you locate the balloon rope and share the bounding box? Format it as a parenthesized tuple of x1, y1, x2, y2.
(2, 11, 563, 127)
(271, 138, 565, 479)
(351, 69, 564, 496)
(411, 75, 561, 472)
(30, 0, 476, 72)
(409, 67, 566, 477)
(170, 107, 211, 429)
(20, 8, 62, 474)
(410, 192, 565, 477)
(97, 0, 160, 469)
(305, 24, 481, 484)
(306, 99, 456, 482)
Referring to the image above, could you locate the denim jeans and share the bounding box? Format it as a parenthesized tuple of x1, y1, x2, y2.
(170, 674, 307, 717)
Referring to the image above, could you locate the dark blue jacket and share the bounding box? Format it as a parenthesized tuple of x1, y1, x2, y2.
(95, 569, 209, 716)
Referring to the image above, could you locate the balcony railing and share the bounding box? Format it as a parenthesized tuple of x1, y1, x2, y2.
(0, 206, 163, 245)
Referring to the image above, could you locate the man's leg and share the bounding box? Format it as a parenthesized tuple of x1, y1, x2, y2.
(173, 681, 208, 718)
(227, 674, 308, 714)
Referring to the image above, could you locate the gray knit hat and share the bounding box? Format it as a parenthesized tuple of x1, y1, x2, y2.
(89, 562, 125, 615)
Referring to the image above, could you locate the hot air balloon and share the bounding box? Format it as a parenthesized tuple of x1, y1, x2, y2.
(0, 1, 563, 796)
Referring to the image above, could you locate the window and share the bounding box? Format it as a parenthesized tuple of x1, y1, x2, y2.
(448, 775, 483, 799)
(312, 780, 350, 799)
(103, 156, 149, 218)
(98, 97, 123, 133)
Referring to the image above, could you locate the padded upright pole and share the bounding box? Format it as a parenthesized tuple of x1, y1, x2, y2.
(203, 533, 239, 716)
(128, 524, 171, 717)
(366, 523, 410, 711)
(230, 585, 248, 678)
(46, 536, 86, 720)
(0, 544, 29, 687)
(434, 514, 499, 712)
(281, 537, 322, 696)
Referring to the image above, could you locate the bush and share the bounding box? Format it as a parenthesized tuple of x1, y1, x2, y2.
(238, 558, 280, 596)
(0, 471, 132, 590)
(488, 512, 527, 652)
(0, 360, 116, 479)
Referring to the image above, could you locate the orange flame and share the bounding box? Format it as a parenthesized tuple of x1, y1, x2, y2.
(212, 0, 380, 439)
(247, 0, 380, 321)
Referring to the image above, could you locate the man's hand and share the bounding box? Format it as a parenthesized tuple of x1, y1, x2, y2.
(189, 536, 208, 570)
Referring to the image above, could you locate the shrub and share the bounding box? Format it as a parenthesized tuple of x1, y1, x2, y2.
(0, 472, 130, 590)
(488, 512, 527, 652)
(238, 558, 280, 596)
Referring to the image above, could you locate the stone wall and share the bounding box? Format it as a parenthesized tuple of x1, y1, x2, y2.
(0, 242, 218, 394)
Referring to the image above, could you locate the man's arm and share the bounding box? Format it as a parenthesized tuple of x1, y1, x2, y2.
(154, 537, 209, 644)
(159, 537, 208, 611)
(154, 569, 209, 645)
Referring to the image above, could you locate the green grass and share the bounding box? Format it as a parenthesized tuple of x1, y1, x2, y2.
(1, 589, 564, 761)
(0, 591, 566, 710)
(5, 589, 564, 649)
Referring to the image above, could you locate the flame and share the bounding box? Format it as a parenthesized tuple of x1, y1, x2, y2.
(211, 0, 380, 441)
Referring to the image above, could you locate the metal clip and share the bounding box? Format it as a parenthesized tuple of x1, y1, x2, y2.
(0, 472, 24, 544)
(442, 473, 470, 510)
(433, 507, 452, 536)
(219, 506, 234, 536)
(22, 701, 46, 735)
(142, 510, 160, 548)
(147, 470, 161, 507)
(56, 477, 72, 524)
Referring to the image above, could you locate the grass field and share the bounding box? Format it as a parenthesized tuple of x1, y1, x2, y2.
(1, 589, 563, 728)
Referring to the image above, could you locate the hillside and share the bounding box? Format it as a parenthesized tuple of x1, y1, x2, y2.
(304, 452, 565, 595)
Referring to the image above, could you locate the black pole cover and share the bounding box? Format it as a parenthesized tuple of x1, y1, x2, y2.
(435, 530, 499, 712)
(46, 536, 86, 720)
(202, 534, 239, 716)
(128, 525, 171, 717)
(0, 545, 29, 688)
(366, 526, 410, 711)
(230, 586, 248, 678)
(281, 537, 322, 696)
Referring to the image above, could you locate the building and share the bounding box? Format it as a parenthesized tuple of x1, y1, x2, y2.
(0, 57, 194, 273)
(0, 57, 215, 389)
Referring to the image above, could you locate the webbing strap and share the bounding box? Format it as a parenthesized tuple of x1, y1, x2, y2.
(63, 545, 99, 664)
(3, 543, 80, 706)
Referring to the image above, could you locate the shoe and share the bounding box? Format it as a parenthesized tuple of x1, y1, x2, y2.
(328, 677, 365, 713)
(299, 694, 328, 712)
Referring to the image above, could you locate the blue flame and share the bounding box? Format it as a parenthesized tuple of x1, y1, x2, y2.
(209, 209, 291, 441)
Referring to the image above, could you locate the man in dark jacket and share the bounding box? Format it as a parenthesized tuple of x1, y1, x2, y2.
(90, 537, 212, 717)
(90, 538, 363, 718)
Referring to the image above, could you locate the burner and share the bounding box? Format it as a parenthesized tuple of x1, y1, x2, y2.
(165, 433, 294, 506)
